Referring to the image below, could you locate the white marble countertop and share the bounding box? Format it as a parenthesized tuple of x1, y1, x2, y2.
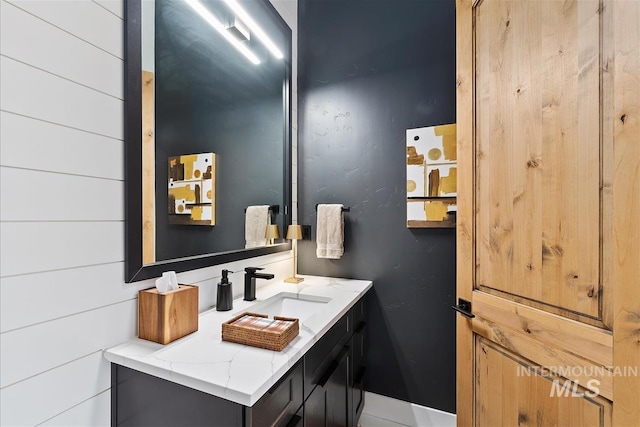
(104, 275, 372, 406)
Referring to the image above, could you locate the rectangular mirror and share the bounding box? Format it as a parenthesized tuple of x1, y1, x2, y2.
(125, 0, 292, 282)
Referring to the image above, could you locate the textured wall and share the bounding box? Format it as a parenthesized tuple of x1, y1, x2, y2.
(297, 0, 457, 413)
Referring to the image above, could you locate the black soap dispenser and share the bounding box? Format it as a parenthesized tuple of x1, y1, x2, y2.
(216, 269, 233, 311)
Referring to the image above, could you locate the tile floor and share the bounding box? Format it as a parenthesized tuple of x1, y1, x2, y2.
(359, 413, 411, 426)
(358, 392, 457, 427)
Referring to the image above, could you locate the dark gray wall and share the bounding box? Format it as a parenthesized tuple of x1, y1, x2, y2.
(297, 0, 457, 413)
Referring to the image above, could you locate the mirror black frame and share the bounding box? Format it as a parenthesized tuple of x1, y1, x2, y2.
(124, 0, 292, 282)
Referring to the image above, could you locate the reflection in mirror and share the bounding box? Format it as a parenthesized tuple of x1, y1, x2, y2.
(125, 0, 292, 282)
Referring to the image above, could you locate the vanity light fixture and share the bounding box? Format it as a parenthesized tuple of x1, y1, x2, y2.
(221, 0, 284, 59)
(185, 0, 261, 65)
(227, 17, 250, 42)
(284, 225, 304, 283)
(265, 224, 280, 245)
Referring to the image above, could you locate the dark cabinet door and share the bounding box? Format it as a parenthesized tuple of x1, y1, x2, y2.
(325, 349, 349, 427)
(349, 322, 366, 426)
(351, 365, 366, 425)
(247, 362, 303, 427)
(304, 315, 349, 401)
(286, 407, 303, 427)
(304, 346, 349, 427)
(304, 384, 327, 427)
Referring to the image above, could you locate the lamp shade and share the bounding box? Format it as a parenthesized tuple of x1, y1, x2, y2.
(285, 225, 303, 240)
(265, 224, 280, 239)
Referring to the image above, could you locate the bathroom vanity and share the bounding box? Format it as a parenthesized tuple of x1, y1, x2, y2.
(105, 276, 371, 426)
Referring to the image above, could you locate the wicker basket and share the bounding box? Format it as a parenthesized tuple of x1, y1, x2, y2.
(222, 312, 299, 351)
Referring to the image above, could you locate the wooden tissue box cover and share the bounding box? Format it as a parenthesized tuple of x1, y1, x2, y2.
(138, 285, 198, 345)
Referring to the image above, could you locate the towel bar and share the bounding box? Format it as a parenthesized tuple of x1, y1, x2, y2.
(244, 205, 279, 214)
(315, 204, 350, 212)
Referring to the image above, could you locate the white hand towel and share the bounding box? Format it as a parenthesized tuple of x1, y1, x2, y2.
(316, 204, 344, 259)
(245, 205, 271, 248)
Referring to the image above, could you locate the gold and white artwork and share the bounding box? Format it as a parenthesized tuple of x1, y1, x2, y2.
(406, 124, 457, 227)
(168, 152, 216, 226)
(406, 164, 425, 197)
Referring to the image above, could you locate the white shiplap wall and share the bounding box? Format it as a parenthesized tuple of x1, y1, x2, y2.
(0, 0, 298, 425)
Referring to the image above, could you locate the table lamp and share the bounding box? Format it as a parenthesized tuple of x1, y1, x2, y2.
(284, 225, 304, 283)
(265, 224, 280, 245)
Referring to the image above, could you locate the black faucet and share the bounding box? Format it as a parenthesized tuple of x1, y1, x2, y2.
(244, 267, 274, 301)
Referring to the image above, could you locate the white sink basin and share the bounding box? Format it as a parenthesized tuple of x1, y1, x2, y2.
(250, 292, 332, 321)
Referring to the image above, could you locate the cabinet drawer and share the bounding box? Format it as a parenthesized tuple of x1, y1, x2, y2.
(304, 314, 349, 399)
(247, 362, 303, 427)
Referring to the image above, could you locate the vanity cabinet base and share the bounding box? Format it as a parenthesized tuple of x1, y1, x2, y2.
(111, 364, 243, 426)
(111, 362, 302, 427)
(111, 293, 368, 427)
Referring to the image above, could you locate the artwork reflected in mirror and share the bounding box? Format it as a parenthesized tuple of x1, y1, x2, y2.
(126, 0, 292, 282)
(168, 153, 216, 226)
(406, 124, 457, 228)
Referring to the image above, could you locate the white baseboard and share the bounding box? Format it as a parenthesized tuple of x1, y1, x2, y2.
(362, 392, 456, 427)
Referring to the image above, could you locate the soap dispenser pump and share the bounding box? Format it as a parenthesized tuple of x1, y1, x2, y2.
(216, 269, 233, 311)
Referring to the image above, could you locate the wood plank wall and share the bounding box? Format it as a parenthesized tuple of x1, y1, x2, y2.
(0, 0, 297, 425)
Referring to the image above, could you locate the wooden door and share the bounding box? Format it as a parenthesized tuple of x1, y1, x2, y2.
(455, 0, 639, 425)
